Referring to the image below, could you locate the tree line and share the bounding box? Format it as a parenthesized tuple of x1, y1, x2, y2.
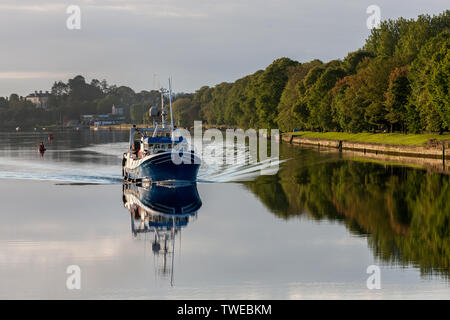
(1, 11, 448, 132)
(0, 75, 163, 129)
(173, 11, 449, 134)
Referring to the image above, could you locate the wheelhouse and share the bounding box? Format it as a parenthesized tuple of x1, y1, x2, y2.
(128, 125, 183, 159)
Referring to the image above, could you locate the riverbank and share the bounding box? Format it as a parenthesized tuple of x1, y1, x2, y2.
(282, 132, 450, 161)
(289, 131, 450, 146)
(91, 123, 239, 131)
(90, 124, 145, 130)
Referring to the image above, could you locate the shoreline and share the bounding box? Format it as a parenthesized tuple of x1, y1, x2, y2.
(282, 134, 449, 173)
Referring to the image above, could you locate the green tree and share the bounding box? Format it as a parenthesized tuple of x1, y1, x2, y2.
(385, 66, 411, 133)
(130, 103, 148, 123)
(276, 60, 322, 132)
(409, 31, 450, 132)
(9, 94, 19, 103)
(306, 62, 347, 131)
(173, 95, 199, 127)
(254, 58, 299, 129)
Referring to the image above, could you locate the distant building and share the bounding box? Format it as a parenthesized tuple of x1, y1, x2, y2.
(80, 115, 95, 126)
(94, 114, 121, 126)
(26, 90, 50, 109)
(81, 111, 125, 127)
(112, 104, 124, 116)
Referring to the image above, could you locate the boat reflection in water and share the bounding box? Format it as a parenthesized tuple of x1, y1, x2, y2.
(122, 182, 202, 285)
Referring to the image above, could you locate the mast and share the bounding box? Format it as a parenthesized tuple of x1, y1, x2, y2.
(160, 88, 166, 128)
(168, 78, 174, 140)
(171, 216, 175, 287)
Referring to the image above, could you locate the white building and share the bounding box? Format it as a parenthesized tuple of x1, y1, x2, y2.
(26, 91, 50, 109)
(112, 104, 124, 115)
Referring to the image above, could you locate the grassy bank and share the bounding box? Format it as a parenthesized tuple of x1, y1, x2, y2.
(288, 131, 450, 146)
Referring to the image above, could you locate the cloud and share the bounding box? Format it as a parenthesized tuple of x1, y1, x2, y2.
(0, 3, 65, 12)
(0, 72, 70, 80)
(86, 2, 208, 18)
(0, 0, 209, 18)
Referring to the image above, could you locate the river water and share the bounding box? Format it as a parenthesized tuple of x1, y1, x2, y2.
(0, 130, 448, 299)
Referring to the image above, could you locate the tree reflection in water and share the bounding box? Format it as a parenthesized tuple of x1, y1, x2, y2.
(244, 146, 449, 279)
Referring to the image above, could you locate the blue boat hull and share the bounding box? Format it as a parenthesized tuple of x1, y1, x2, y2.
(124, 151, 200, 182)
(123, 183, 202, 216)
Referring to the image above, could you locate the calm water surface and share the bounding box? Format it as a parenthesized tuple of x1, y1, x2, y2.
(0, 130, 448, 299)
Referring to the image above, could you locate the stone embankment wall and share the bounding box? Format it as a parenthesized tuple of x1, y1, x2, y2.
(282, 135, 450, 159)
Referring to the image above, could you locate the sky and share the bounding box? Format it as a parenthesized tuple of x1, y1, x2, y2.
(0, 0, 448, 97)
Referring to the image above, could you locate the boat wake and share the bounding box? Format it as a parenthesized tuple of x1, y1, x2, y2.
(197, 139, 286, 182)
(0, 171, 122, 184)
(198, 157, 285, 183)
(0, 142, 126, 184)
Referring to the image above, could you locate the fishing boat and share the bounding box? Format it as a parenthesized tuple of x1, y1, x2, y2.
(122, 79, 201, 183)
